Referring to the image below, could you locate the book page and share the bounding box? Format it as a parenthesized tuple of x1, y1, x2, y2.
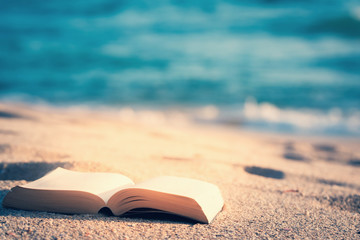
(97, 184, 134, 203)
(133, 176, 224, 223)
(22, 168, 135, 196)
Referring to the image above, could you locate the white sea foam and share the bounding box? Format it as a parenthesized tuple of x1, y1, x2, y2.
(1, 92, 358, 136)
(241, 99, 360, 135)
(113, 100, 360, 136)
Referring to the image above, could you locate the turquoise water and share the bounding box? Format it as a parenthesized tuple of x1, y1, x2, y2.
(0, 0, 359, 135)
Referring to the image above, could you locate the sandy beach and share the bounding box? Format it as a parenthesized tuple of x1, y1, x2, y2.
(0, 102, 359, 239)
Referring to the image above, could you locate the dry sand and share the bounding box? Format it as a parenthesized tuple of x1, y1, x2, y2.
(0, 102, 359, 239)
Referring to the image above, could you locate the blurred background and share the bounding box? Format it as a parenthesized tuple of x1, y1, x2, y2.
(0, 0, 359, 135)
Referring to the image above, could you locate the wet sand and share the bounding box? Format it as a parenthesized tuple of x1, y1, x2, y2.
(0, 102, 359, 239)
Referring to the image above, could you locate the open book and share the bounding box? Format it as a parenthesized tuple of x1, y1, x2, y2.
(2, 168, 224, 223)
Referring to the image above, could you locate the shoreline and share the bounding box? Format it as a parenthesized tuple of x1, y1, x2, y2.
(1, 100, 359, 139)
(0, 102, 359, 239)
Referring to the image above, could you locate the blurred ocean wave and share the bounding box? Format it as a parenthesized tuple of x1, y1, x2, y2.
(0, 0, 359, 135)
(84, 101, 360, 136)
(240, 99, 360, 136)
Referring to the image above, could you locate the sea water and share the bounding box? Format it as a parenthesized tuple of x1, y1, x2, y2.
(0, 0, 359, 135)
